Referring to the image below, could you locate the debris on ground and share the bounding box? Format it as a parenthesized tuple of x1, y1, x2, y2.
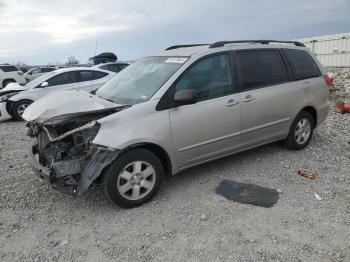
(335, 102, 350, 113)
(298, 170, 317, 180)
(215, 179, 279, 208)
(314, 193, 323, 201)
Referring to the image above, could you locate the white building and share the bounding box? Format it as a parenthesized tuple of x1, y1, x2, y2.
(295, 32, 350, 67)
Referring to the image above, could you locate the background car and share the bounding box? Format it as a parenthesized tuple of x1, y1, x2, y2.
(88, 52, 118, 65)
(93, 62, 130, 73)
(0, 64, 26, 89)
(3, 67, 115, 120)
(24, 67, 57, 82)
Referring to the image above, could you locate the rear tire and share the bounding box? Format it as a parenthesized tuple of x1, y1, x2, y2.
(102, 148, 164, 208)
(284, 111, 314, 150)
(12, 99, 33, 120)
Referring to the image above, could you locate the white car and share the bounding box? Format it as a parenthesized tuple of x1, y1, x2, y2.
(0, 67, 115, 121)
(93, 62, 130, 73)
(24, 67, 57, 82)
(0, 64, 26, 88)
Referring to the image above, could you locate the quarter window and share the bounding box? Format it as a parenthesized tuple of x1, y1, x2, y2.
(101, 64, 120, 73)
(175, 53, 234, 101)
(236, 50, 288, 89)
(284, 49, 321, 80)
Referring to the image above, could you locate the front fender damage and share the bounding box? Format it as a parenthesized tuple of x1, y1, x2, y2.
(76, 148, 119, 195)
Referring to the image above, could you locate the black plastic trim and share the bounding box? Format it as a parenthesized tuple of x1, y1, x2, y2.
(209, 40, 305, 48)
(165, 44, 209, 51)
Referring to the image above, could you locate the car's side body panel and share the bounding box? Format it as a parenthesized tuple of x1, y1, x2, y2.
(92, 44, 329, 175)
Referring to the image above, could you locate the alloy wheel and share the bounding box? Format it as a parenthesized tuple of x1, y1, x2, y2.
(295, 118, 311, 145)
(17, 104, 29, 116)
(117, 161, 156, 200)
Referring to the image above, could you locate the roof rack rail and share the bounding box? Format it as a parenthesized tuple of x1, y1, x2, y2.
(209, 40, 305, 48)
(165, 44, 209, 51)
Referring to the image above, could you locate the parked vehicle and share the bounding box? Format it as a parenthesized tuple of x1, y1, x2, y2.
(19, 67, 29, 73)
(24, 67, 57, 82)
(88, 52, 118, 65)
(94, 62, 130, 73)
(1, 67, 115, 120)
(24, 40, 330, 208)
(0, 64, 26, 89)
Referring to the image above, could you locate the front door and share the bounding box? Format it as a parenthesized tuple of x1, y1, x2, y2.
(38, 71, 80, 97)
(170, 53, 241, 169)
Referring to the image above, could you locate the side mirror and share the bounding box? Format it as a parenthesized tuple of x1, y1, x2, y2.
(173, 89, 196, 105)
(40, 81, 48, 88)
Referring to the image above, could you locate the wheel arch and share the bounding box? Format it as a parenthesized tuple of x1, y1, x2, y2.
(11, 99, 34, 119)
(123, 142, 173, 177)
(300, 106, 317, 127)
(2, 78, 16, 87)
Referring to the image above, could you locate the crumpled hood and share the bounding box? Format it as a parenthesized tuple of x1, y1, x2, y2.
(22, 89, 125, 124)
(0, 83, 28, 94)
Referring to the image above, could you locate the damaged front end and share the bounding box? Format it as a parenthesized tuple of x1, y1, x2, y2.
(27, 117, 119, 195)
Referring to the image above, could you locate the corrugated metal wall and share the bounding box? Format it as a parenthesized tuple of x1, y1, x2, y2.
(295, 32, 350, 67)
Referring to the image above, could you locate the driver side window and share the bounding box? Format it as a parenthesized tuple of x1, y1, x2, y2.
(175, 53, 234, 101)
(46, 72, 78, 86)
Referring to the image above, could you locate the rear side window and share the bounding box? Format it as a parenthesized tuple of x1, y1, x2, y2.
(0, 65, 19, 72)
(236, 50, 288, 89)
(284, 49, 321, 80)
(79, 70, 108, 81)
(175, 53, 234, 101)
(118, 64, 129, 70)
(100, 64, 120, 73)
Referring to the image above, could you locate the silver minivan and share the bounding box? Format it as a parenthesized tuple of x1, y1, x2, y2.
(24, 40, 330, 208)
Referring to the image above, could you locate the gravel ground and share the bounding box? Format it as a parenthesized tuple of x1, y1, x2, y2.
(0, 72, 349, 262)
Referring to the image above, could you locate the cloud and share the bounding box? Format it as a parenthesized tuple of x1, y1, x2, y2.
(0, 0, 349, 64)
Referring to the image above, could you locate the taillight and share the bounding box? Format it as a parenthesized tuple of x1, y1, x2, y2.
(323, 74, 332, 87)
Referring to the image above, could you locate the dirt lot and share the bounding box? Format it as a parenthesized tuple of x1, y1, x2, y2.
(0, 72, 349, 262)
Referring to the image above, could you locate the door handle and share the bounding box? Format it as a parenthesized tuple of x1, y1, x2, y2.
(226, 99, 239, 107)
(242, 95, 255, 103)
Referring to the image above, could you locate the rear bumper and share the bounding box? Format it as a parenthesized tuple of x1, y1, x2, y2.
(0, 102, 12, 121)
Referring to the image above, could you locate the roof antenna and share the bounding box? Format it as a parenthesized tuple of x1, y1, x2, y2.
(94, 40, 98, 56)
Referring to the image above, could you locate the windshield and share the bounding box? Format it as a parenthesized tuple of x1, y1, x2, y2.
(26, 71, 58, 89)
(96, 56, 188, 105)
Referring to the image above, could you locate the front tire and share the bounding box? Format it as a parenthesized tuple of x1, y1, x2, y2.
(12, 99, 33, 120)
(102, 148, 164, 208)
(284, 111, 314, 150)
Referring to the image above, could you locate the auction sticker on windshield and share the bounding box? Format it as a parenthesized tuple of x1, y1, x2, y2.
(165, 57, 188, 63)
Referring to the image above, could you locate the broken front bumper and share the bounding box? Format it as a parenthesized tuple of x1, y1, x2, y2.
(29, 144, 119, 195)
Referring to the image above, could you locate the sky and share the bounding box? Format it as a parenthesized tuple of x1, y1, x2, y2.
(0, 0, 349, 65)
